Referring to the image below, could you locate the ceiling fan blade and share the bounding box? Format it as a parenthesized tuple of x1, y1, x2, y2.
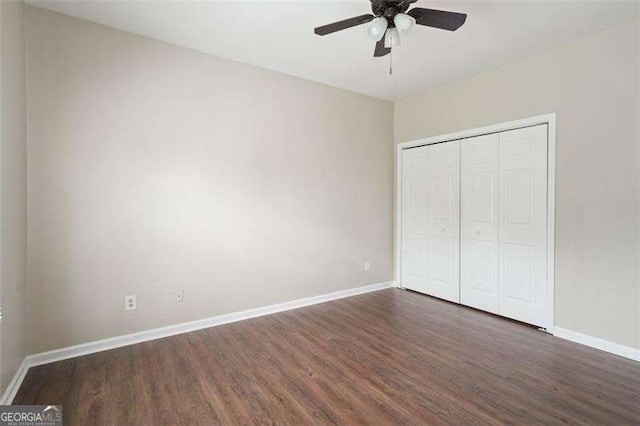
(373, 38, 391, 57)
(314, 14, 374, 36)
(407, 8, 467, 31)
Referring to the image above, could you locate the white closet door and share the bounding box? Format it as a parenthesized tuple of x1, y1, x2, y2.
(460, 134, 499, 314)
(401, 141, 460, 303)
(426, 141, 460, 302)
(498, 125, 548, 327)
(401, 146, 429, 295)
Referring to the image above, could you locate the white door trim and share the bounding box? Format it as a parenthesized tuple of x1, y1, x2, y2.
(395, 112, 556, 332)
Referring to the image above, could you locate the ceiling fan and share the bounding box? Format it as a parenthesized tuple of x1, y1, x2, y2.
(314, 0, 467, 58)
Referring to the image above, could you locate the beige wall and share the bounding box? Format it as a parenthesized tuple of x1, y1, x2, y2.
(396, 19, 640, 349)
(25, 6, 394, 353)
(21, 6, 640, 355)
(0, 0, 28, 391)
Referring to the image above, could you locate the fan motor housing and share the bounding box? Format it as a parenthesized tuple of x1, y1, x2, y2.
(371, 0, 411, 19)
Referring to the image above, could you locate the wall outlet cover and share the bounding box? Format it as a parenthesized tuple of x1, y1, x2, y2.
(125, 295, 136, 311)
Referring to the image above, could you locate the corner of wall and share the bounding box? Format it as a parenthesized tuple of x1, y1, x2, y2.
(0, 0, 28, 395)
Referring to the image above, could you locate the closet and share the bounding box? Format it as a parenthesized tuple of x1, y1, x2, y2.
(400, 124, 549, 328)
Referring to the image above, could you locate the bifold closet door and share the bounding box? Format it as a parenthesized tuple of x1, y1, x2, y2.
(460, 134, 500, 314)
(460, 125, 548, 326)
(498, 125, 548, 327)
(401, 146, 429, 295)
(401, 141, 460, 303)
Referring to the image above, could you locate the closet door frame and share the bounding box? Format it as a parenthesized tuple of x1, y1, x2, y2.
(395, 113, 556, 332)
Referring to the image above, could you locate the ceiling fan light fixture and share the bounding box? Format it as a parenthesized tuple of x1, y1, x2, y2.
(313, 2, 467, 60)
(393, 13, 415, 33)
(367, 16, 388, 42)
(384, 27, 400, 48)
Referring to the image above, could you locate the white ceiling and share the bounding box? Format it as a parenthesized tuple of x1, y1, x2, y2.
(27, 1, 638, 101)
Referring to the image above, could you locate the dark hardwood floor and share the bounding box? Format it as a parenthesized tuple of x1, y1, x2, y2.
(14, 288, 640, 425)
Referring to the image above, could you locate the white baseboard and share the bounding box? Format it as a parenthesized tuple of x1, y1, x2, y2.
(7, 284, 635, 404)
(0, 358, 29, 405)
(1, 281, 393, 404)
(553, 327, 640, 362)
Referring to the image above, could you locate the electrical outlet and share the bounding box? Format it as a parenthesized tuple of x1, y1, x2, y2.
(125, 295, 136, 311)
(364, 260, 371, 271)
(174, 289, 184, 303)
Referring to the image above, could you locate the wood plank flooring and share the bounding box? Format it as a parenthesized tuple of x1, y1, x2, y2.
(14, 288, 640, 425)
